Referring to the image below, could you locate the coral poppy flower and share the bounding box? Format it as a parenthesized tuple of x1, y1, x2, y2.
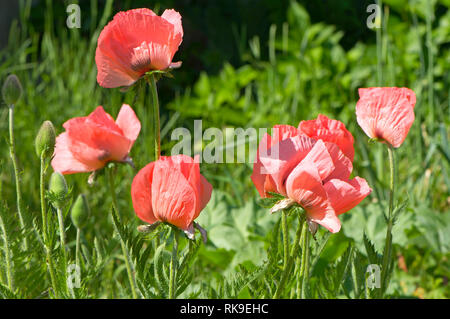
(298, 114, 355, 161)
(356, 87, 416, 148)
(96, 8, 183, 88)
(131, 155, 213, 233)
(252, 125, 371, 233)
(52, 104, 141, 174)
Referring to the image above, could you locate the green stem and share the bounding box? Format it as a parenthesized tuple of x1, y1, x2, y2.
(281, 210, 289, 271)
(8, 105, 28, 251)
(0, 214, 14, 291)
(148, 74, 161, 161)
(168, 229, 179, 299)
(426, 0, 434, 123)
(107, 167, 139, 299)
(56, 208, 67, 259)
(75, 228, 81, 269)
(300, 230, 310, 299)
(40, 154, 59, 298)
(298, 222, 310, 298)
(380, 145, 395, 296)
(273, 214, 304, 299)
(56, 207, 69, 294)
(376, 0, 383, 86)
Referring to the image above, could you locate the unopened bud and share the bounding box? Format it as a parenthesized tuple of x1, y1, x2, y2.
(71, 194, 90, 229)
(49, 172, 68, 209)
(35, 121, 56, 159)
(2, 74, 22, 105)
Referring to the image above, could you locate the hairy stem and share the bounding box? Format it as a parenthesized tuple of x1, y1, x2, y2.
(273, 214, 304, 299)
(107, 167, 139, 299)
(298, 222, 310, 298)
(8, 105, 28, 251)
(0, 214, 14, 291)
(40, 154, 58, 298)
(148, 74, 161, 161)
(380, 145, 396, 296)
(75, 228, 81, 269)
(168, 229, 179, 299)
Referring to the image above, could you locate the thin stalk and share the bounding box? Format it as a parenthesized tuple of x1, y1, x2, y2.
(380, 145, 396, 296)
(107, 167, 139, 299)
(0, 214, 14, 291)
(376, 0, 383, 85)
(168, 230, 179, 299)
(425, 0, 434, 123)
(40, 154, 59, 298)
(281, 210, 289, 271)
(148, 74, 161, 161)
(56, 208, 67, 259)
(75, 228, 81, 268)
(298, 223, 310, 298)
(273, 214, 304, 299)
(56, 207, 69, 294)
(8, 105, 28, 251)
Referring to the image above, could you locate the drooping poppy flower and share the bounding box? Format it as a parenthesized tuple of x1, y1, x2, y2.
(356, 87, 416, 148)
(251, 125, 371, 233)
(96, 8, 183, 88)
(51, 104, 141, 174)
(298, 114, 355, 161)
(131, 155, 212, 236)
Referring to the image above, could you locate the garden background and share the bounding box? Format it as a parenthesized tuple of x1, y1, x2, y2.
(0, 0, 448, 298)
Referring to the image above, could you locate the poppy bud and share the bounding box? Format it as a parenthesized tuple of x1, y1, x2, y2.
(49, 172, 68, 209)
(2, 74, 23, 105)
(71, 194, 90, 229)
(35, 121, 56, 159)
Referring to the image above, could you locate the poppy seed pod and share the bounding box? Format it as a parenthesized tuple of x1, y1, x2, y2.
(2, 74, 23, 105)
(49, 172, 68, 209)
(71, 194, 90, 229)
(35, 121, 56, 159)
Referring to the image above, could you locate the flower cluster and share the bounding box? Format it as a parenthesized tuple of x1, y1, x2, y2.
(251, 115, 371, 233)
(48, 8, 416, 238)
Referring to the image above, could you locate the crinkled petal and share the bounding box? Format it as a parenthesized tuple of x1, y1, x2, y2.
(298, 114, 355, 161)
(259, 135, 316, 195)
(151, 159, 197, 230)
(356, 87, 416, 148)
(285, 158, 340, 233)
(51, 133, 95, 174)
(324, 177, 372, 215)
(115, 104, 141, 143)
(131, 162, 157, 224)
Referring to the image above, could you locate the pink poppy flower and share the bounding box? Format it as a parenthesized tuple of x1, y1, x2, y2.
(252, 126, 371, 233)
(131, 155, 213, 233)
(356, 87, 416, 148)
(52, 104, 141, 174)
(96, 8, 183, 88)
(298, 114, 355, 161)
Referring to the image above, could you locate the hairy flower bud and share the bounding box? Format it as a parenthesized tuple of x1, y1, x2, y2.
(2, 74, 23, 105)
(49, 172, 68, 209)
(35, 121, 56, 159)
(71, 194, 90, 229)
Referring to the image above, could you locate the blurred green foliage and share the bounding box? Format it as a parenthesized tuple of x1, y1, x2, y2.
(0, 0, 448, 298)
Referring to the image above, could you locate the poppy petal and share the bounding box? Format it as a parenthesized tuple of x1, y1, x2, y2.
(324, 177, 372, 215)
(151, 158, 197, 230)
(285, 158, 340, 233)
(51, 133, 94, 174)
(298, 114, 355, 161)
(115, 104, 141, 143)
(131, 162, 157, 224)
(356, 87, 416, 147)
